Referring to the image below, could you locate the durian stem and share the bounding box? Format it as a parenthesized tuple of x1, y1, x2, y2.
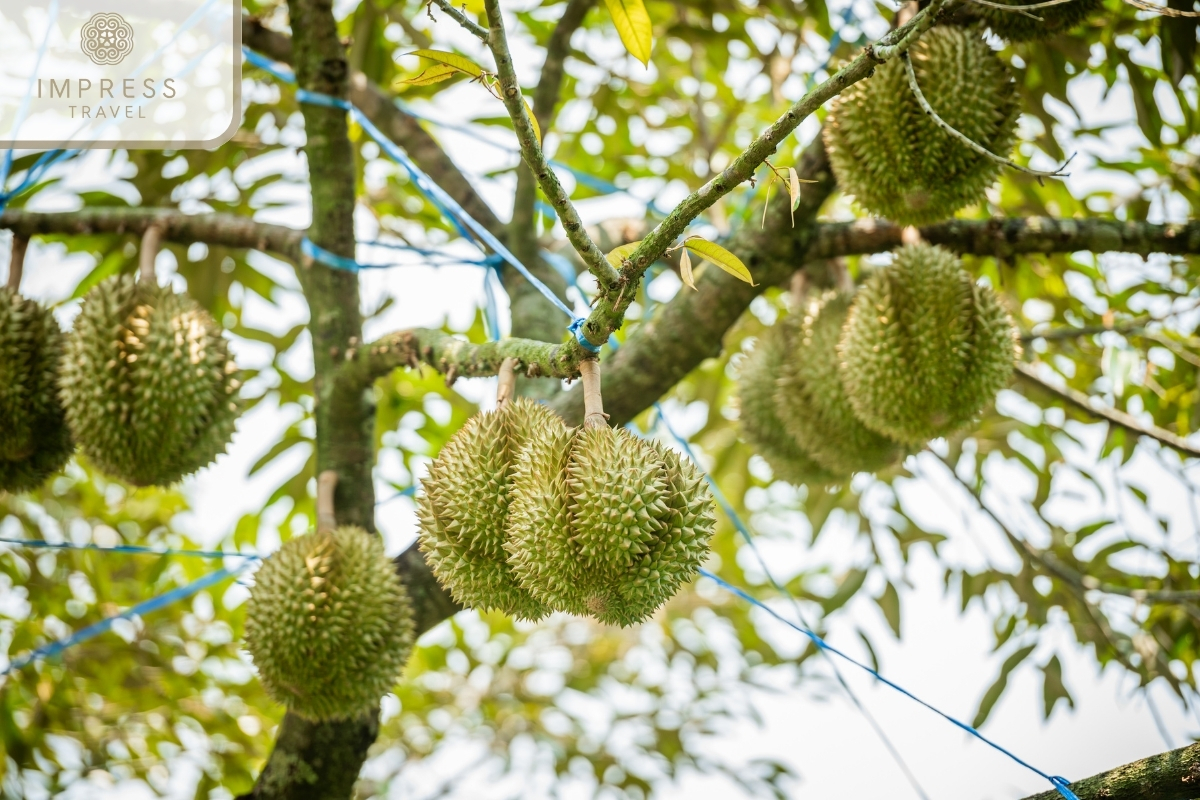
(139, 225, 164, 283)
(496, 357, 518, 409)
(579, 359, 609, 429)
(6, 235, 26, 292)
(317, 470, 338, 533)
(901, 53, 1072, 184)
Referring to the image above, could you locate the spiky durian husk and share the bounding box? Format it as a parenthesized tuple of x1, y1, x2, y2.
(0, 289, 73, 492)
(839, 244, 1019, 445)
(507, 425, 715, 627)
(244, 526, 415, 721)
(774, 292, 907, 477)
(978, 0, 1101, 41)
(736, 322, 836, 486)
(417, 398, 560, 620)
(58, 275, 240, 486)
(823, 26, 1019, 225)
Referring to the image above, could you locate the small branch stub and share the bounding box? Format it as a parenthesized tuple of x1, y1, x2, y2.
(496, 357, 518, 409)
(317, 470, 339, 533)
(139, 225, 164, 283)
(579, 359, 609, 430)
(7, 235, 27, 292)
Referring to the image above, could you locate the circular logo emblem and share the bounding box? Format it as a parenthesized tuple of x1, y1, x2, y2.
(80, 13, 134, 66)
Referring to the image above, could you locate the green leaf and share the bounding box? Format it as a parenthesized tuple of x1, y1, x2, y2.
(606, 240, 642, 269)
(876, 582, 902, 637)
(679, 247, 696, 290)
(405, 49, 484, 78)
(823, 568, 868, 615)
(972, 644, 1036, 728)
(395, 64, 461, 88)
(1041, 655, 1074, 719)
(684, 237, 754, 285)
(603, 0, 653, 66)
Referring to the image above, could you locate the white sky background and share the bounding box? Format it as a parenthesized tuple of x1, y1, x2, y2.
(3, 0, 1200, 796)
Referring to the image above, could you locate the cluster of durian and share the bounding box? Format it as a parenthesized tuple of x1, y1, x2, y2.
(418, 397, 716, 627)
(244, 526, 415, 721)
(824, 26, 1020, 226)
(737, 244, 1019, 482)
(975, 0, 1102, 41)
(1, 266, 242, 493)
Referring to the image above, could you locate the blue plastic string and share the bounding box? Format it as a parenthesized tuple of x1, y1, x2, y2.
(1, 563, 250, 677)
(0, 537, 259, 560)
(699, 568, 1080, 800)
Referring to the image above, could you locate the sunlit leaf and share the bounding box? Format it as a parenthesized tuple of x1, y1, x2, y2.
(394, 64, 461, 88)
(679, 246, 695, 290)
(684, 237, 754, 285)
(404, 49, 485, 78)
(605, 240, 642, 269)
(603, 0, 653, 66)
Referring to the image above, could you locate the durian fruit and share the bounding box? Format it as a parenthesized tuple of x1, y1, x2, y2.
(243, 526, 415, 721)
(59, 275, 241, 486)
(0, 289, 73, 492)
(417, 397, 564, 620)
(823, 26, 1020, 225)
(977, 0, 1102, 41)
(839, 243, 1019, 445)
(506, 423, 716, 627)
(774, 292, 908, 477)
(736, 322, 836, 486)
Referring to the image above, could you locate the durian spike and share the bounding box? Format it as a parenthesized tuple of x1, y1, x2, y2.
(139, 225, 164, 283)
(7, 235, 26, 292)
(579, 359, 609, 430)
(496, 357, 518, 409)
(317, 470, 338, 533)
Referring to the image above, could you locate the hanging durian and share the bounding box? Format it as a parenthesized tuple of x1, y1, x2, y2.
(506, 361, 715, 626)
(243, 526, 415, 721)
(736, 321, 836, 485)
(823, 26, 1019, 225)
(976, 0, 1101, 41)
(839, 243, 1019, 445)
(774, 292, 907, 477)
(417, 393, 562, 620)
(0, 238, 73, 493)
(59, 270, 241, 486)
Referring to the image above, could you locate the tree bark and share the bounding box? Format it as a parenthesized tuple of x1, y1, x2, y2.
(1022, 744, 1200, 800)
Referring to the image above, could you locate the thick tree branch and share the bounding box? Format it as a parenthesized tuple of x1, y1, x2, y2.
(482, 0, 618, 291)
(0, 208, 303, 260)
(1021, 743, 1200, 800)
(1015, 362, 1200, 459)
(242, 18, 506, 240)
(806, 216, 1200, 260)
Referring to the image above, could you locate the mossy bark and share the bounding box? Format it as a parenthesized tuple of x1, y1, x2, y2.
(1022, 743, 1200, 800)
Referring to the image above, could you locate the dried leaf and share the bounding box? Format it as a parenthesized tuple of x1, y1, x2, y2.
(605, 240, 642, 269)
(679, 247, 695, 290)
(684, 237, 754, 285)
(603, 0, 653, 67)
(787, 167, 800, 224)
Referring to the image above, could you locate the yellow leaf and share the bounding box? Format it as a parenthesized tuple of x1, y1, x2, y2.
(787, 166, 800, 223)
(405, 49, 484, 78)
(393, 64, 460, 89)
(603, 0, 653, 67)
(679, 247, 696, 290)
(684, 238, 754, 285)
(461, 0, 485, 12)
(605, 240, 642, 269)
(523, 97, 542, 143)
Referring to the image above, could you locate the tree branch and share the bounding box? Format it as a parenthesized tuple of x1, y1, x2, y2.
(805, 216, 1200, 260)
(427, 0, 489, 41)
(1020, 743, 1200, 800)
(1015, 362, 1200, 460)
(481, 0, 618, 291)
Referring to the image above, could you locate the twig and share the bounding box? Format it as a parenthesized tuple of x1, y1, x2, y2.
(902, 52, 1071, 185)
(1020, 319, 1151, 343)
(934, 453, 1200, 604)
(496, 356, 517, 408)
(1014, 361, 1200, 459)
(579, 359, 608, 429)
(139, 224, 164, 283)
(317, 470, 338, 532)
(6, 235, 27, 292)
(1125, 0, 1200, 16)
(426, 0, 489, 40)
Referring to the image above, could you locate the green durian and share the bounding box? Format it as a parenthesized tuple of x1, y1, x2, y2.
(775, 292, 908, 477)
(838, 243, 1020, 445)
(736, 322, 836, 485)
(0, 288, 73, 492)
(243, 526, 415, 721)
(506, 424, 716, 627)
(977, 0, 1101, 41)
(417, 397, 562, 620)
(59, 275, 241, 487)
(823, 26, 1019, 225)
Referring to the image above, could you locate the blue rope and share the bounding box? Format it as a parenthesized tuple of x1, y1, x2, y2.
(699, 568, 1080, 800)
(1, 563, 249, 677)
(0, 537, 259, 560)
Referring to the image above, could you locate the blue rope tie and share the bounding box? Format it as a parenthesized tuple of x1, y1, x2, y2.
(698, 568, 1080, 800)
(1, 563, 250, 677)
(0, 537, 259, 560)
